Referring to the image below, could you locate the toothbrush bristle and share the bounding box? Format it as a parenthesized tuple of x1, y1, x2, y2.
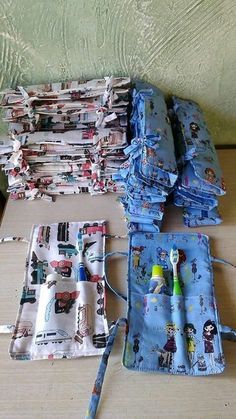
(172, 244, 177, 251)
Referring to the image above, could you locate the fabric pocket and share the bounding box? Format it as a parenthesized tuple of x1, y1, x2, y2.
(10, 279, 108, 360)
(123, 292, 225, 375)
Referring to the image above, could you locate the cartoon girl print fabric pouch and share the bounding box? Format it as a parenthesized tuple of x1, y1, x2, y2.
(123, 232, 235, 376)
(85, 231, 236, 418)
(7, 220, 109, 360)
(130, 81, 178, 189)
(171, 97, 226, 227)
(114, 81, 178, 233)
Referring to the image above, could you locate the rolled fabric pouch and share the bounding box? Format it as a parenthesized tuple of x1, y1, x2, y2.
(175, 185, 218, 208)
(127, 220, 162, 233)
(130, 82, 178, 188)
(174, 196, 217, 212)
(124, 211, 164, 226)
(172, 96, 226, 196)
(181, 162, 225, 196)
(124, 158, 170, 197)
(183, 207, 222, 227)
(139, 137, 178, 188)
(127, 197, 165, 220)
(173, 191, 218, 212)
(127, 186, 167, 203)
(131, 81, 174, 141)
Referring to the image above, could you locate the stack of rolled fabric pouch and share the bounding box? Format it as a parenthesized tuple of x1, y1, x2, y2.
(114, 81, 178, 232)
(170, 97, 226, 227)
(0, 76, 131, 200)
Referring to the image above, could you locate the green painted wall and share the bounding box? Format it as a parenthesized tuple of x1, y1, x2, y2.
(0, 0, 235, 144)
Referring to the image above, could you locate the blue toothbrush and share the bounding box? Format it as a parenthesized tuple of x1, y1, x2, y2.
(77, 232, 87, 281)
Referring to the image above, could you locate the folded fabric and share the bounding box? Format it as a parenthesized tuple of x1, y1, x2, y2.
(116, 81, 178, 233)
(0, 77, 131, 199)
(171, 96, 226, 226)
(183, 207, 222, 227)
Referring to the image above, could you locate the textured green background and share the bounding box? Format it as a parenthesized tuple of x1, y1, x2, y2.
(0, 0, 235, 144)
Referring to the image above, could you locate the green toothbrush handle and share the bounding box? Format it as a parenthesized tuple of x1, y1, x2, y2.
(173, 276, 182, 296)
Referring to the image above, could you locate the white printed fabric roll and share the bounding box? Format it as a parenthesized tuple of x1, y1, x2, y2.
(9, 220, 109, 360)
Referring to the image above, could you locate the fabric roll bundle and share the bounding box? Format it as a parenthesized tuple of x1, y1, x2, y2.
(0, 77, 131, 200)
(115, 81, 178, 232)
(171, 97, 226, 227)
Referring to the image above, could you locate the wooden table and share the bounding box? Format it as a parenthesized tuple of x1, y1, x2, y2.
(0, 149, 236, 419)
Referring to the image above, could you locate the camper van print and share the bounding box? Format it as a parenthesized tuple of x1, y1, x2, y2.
(75, 304, 93, 344)
(58, 244, 78, 258)
(57, 222, 69, 242)
(35, 329, 72, 345)
(37, 226, 50, 249)
(31, 251, 48, 284)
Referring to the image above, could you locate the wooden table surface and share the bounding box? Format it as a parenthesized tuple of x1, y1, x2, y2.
(0, 149, 236, 419)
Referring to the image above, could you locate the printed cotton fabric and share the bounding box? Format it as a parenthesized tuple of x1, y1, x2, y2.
(0, 77, 131, 200)
(171, 97, 226, 227)
(115, 82, 178, 232)
(123, 232, 226, 375)
(9, 220, 109, 360)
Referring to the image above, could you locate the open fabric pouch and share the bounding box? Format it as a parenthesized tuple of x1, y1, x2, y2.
(2, 220, 109, 360)
(86, 231, 236, 418)
(123, 232, 235, 375)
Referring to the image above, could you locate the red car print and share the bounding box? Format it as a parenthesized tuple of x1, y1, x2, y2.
(55, 291, 80, 314)
(79, 222, 106, 236)
(50, 260, 72, 277)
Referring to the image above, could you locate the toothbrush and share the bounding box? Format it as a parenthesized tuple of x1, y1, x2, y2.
(170, 244, 182, 295)
(77, 232, 87, 281)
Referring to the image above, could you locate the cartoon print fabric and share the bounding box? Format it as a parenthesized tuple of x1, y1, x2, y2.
(171, 97, 226, 227)
(123, 232, 227, 375)
(0, 78, 227, 228)
(9, 220, 109, 360)
(115, 81, 178, 233)
(0, 77, 131, 199)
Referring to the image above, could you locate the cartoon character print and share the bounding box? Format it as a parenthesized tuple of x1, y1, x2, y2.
(202, 320, 218, 371)
(196, 355, 207, 372)
(131, 246, 145, 269)
(152, 323, 178, 372)
(205, 167, 216, 184)
(189, 122, 200, 139)
(184, 323, 197, 369)
(199, 295, 207, 315)
(190, 258, 201, 282)
(132, 333, 143, 368)
(156, 247, 169, 270)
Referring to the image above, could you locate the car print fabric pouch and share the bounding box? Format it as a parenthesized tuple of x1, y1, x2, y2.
(4, 220, 109, 360)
